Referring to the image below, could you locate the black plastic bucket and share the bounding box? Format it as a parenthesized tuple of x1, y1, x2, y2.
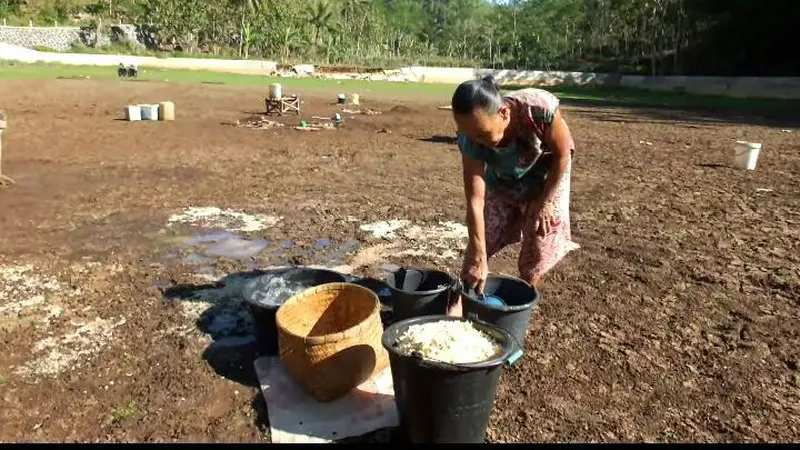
(459, 274, 540, 354)
(385, 268, 454, 321)
(242, 267, 346, 356)
(382, 315, 521, 443)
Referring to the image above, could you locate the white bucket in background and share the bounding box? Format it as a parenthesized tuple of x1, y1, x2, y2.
(351, 93, 360, 105)
(159, 101, 175, 121)
(269, 83, 282, 100)
(125, 105, 141, 121)
(732, 141, 762, 171)
(140, 104, 159, 121)
(337, 93, 346, 104)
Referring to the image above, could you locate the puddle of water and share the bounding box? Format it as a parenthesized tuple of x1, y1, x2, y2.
(196, 266, 216, 275)
(205, 237, 269, 260)
(327, 239, 362, 263)
(280, 240, 294, 249)
(314, 238, 333, 250)
(182, 254, 213, 265)
(300, 239, 364, 267)
(183, 231, 240, 246)
(167, 231, 271, 269)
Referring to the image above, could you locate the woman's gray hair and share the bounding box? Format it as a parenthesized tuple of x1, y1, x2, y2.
(451, 75, 502, 115)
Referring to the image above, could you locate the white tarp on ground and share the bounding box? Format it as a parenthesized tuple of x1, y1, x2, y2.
(254, 356, 398, 443)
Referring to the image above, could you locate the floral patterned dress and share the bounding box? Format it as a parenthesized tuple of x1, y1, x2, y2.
(457, 88, 580, 282)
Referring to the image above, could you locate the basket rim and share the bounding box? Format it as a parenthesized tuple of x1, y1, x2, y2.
(276, 282, 380, 345)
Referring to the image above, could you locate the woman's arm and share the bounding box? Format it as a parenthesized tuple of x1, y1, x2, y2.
(463, 153, 487, 257)
(461, 153, 490, 293)
(538, 109, 571, 207)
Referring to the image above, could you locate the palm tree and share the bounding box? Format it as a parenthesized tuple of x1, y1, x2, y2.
(277, 26, 301, 60)
(230, 0, 263, 57)
(341, 0, 369, 25)
(309, 0, 334, 46)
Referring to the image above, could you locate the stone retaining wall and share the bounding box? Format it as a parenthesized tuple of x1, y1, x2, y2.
(0, 26, 82, 51)
(0, 24, 145, 51)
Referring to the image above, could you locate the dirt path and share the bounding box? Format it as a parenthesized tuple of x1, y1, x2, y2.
(0, 79, 798, 442)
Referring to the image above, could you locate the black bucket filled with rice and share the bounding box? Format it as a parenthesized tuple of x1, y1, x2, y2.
(382, 315, 522, 443)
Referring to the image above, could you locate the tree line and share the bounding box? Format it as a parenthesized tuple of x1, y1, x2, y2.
(1, 0, 797, 76)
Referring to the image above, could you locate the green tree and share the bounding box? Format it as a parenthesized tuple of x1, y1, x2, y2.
(309, 0, 335, 46)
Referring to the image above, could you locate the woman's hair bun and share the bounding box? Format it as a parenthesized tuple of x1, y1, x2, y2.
(451, 74, 503, 114)
(480, 74, 500, 91)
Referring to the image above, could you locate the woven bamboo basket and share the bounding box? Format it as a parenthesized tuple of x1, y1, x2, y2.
(276, 282, 389, 403)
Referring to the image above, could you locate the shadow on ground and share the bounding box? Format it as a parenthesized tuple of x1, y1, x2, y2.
(160, 270, 395, 388)
(564, 98, 800, 129)
(418, 135, 458, 145)
(162, 270, 267, 388)
(252, 393, 271, 438)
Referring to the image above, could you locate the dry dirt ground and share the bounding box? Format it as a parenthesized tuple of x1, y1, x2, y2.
(0, 78, 798, 443)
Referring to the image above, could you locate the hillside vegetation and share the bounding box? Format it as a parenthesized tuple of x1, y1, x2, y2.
(1, 0, 797, 76)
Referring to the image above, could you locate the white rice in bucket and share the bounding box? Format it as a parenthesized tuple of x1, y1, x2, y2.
(395, 320, 500, 364)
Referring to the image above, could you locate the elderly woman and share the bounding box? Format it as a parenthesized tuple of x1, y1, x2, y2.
(448, 76, 579, 314)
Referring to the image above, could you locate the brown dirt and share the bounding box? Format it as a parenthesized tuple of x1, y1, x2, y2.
(0, 78, 798, 443)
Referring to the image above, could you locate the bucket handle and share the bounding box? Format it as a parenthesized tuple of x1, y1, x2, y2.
(465, 312, 524, 366)
(447, 277, 462, 307)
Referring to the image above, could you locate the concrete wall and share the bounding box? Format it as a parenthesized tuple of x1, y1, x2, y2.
(0, 43, 279, 75)
(403, 66, 800, 99)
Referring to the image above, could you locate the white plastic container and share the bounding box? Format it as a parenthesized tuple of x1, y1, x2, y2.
(140, 104, 159, 121)
(269, 83, 282, 100)
(351, 93, 360, 105)
(158, 101, 175, 121)
(125, 105, 141, 121)
(732, 141, 762, 171)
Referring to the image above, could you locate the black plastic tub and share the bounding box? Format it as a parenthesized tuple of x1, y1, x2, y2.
(385, 268, 454, 321)
(459, 274, 540, 354)
(382, 315, 520, 443)
(242, 267, 346, 356)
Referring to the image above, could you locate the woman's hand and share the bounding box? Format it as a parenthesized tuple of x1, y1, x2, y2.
(461, 247, 489, 294)
(449, 248, 487, 317)
(536, 200, 559, 237)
